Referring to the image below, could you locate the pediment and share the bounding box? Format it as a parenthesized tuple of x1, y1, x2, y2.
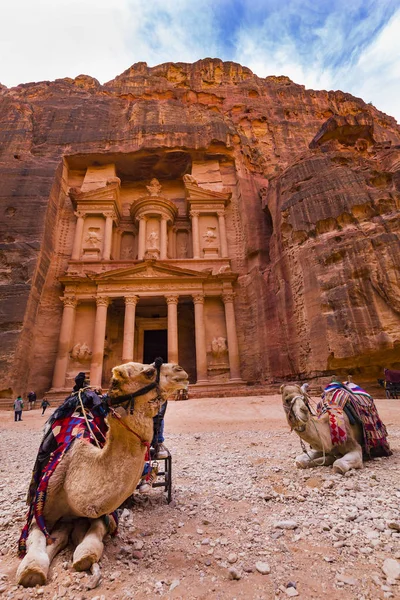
(184, 182, 231, 203)
(95, 260, 207, 282)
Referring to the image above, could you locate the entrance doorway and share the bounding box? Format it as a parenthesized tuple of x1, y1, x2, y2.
(143, 329, 168, 364)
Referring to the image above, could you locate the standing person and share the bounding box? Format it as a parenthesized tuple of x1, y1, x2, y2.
(14, 395, 23, 421)
(27, 391, 36, 410)
(41, 399, 50, 416)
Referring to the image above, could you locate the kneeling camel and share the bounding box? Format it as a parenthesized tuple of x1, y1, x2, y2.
(17, 361, 188, 588)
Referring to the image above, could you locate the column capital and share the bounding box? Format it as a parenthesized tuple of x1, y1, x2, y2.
(103, 210, 117, 220)
(137, 214, 147, 221)
(190, 210, 200, 219)
(192, 294, 205, 305)
(125, 295, 139, 306)
(222, 292, 235, 303)
(165, 294, 179, 305)
(217, 210, 225, 218)
(74, 210, 86, 219)
(61, 295, 78, 308)
(96, 295, 110, 307)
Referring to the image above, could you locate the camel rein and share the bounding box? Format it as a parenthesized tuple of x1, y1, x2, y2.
(285, 393, 327, 466)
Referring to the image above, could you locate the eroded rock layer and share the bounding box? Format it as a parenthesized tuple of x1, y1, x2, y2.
(0, 59, 399, 396)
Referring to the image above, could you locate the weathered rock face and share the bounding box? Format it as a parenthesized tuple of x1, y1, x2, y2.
(0, 58, 399, 397)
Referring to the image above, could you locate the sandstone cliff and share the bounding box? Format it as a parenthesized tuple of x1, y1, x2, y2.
(0, 59, 399, 396)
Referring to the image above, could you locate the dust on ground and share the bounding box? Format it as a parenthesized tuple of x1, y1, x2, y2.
(0, 395, 399, 600)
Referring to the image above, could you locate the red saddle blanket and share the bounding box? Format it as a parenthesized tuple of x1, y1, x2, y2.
(318, 382, 391, 457)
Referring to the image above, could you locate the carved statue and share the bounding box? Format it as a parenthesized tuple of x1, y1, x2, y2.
(178, 239, 188, 258)
(146, 178, 162, 197)
(211, 336, 228, 358)
(70, 342, 92, 362)
(203, 226, 217, 246)
(85, 228, 101, 247)
(183, 174, 198, 185)
(147, 230, 159, 249)
(121, 246, 135, 259)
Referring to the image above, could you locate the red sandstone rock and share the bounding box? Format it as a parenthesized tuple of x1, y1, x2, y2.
(0, 59, 399, 398)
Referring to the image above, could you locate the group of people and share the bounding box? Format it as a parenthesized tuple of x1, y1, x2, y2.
(13, 392, 50, 421)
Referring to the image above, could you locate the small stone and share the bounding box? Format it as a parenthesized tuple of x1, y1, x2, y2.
(169, 580, 180, 592)
(382, 558, 400, 581)
(274, 520, 298, 530)
(228, 553, 238, 564)
(131, 550, 143, 560)
(335, 573, 358, 586)
(133, 540, 144, 551)
(285, 588, 299, 597)
(255, 561, 271, 575)
(228, 567, 241, 580)
(109, 570, 121, 581)
(388, 522, 400, 532)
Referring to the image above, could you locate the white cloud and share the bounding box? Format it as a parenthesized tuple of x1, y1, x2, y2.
(0, 1, 399, 123)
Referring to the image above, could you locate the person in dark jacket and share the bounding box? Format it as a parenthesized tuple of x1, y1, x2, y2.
(28, 391, 36, 410)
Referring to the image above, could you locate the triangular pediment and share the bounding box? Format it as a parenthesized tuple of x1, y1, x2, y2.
(95, 260, 208, 282)
(184, 182, 231, 203)
(69, 178, 121, 203)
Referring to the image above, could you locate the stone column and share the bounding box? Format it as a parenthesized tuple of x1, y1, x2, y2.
(90, 296, 110, 387)
(102, 212, 114, 260)
(190, 211, 201, 259)
(71, 212, 85, 260)
(166, 295, 179, 363)
(160, 217, 168, 260)
(222, 292, 242, 381)
(137, 216, 147, 260)
(192, 294, 208, 383)
(52, 296, 77, 388)
(122, 295, 139, 363)
(217, 210, 229, 258)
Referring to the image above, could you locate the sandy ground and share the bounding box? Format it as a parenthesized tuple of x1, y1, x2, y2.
(0, 395, 399, 600)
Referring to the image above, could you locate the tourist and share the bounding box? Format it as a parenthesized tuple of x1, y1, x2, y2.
(41, 399, 50, 416)
(14, 395, 24, 421)
(138, 402, 169, 493)
(27, 391, 37, 410)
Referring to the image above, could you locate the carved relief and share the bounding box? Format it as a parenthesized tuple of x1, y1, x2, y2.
(203, 226, 217, 246)
(211, 336, 228, 358)
(146, 178, 162, 197)
(147, 230, 159, 249)
(85, 228, 102, 247)
(70, 342, 92, 362)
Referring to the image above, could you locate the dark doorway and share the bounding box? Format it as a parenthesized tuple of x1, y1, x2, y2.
(143, 329, 168, 364)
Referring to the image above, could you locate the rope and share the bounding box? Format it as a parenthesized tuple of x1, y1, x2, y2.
(77, 388, 101, 449)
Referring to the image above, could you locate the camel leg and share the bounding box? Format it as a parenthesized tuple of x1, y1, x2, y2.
(17, 522, 72, 587)
(72, 518, 108, 572)
(295, 450, 336, 469)
(71, 518, 90, 548)
(333, 448, 363, 474)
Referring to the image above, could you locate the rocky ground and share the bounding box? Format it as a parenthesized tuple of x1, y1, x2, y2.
(0, 395, 399, 600)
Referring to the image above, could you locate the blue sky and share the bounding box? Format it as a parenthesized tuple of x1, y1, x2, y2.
(1, 0, 399, 122)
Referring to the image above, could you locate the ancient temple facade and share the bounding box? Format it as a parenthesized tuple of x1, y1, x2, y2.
(51, 161, 244, 393)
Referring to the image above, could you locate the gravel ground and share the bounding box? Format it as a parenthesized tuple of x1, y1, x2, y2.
(0, 395, 399, 600)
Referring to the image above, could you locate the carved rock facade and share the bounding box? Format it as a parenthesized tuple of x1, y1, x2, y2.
(0, 59, 399, 397)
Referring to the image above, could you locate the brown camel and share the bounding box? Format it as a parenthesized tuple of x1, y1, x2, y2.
(281, 384, 364, 474)
(17, 361, 188, 588)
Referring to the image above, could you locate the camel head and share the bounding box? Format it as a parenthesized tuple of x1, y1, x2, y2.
(108, 361, 189, 416)
(281, 384, 311, 431)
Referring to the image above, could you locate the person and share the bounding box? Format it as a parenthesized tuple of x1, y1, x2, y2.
(138, 402, 169, 493)
(41, 399, 50, 416)
(14, 395, 23, 421)
(27, 391, 37, 410)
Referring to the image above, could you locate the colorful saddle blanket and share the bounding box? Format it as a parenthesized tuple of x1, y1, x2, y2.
(317, 382, 391, 457)
(18, 391, 117, 557)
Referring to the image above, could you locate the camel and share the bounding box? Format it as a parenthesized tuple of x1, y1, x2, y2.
(281, 384, 364, 474)
(17, 361, 189, 588)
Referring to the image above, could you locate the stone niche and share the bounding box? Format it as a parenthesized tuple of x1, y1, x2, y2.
(120, 232, 137, 260)
(204, 297, 229, 382)
(200, 215, 220, 258)
(81, 216, 105, 260)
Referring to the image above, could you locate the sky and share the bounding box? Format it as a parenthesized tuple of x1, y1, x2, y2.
(0, 0, 399, 122)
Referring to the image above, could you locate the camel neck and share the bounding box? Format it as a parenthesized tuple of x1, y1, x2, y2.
(295, 417, 321, 447)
